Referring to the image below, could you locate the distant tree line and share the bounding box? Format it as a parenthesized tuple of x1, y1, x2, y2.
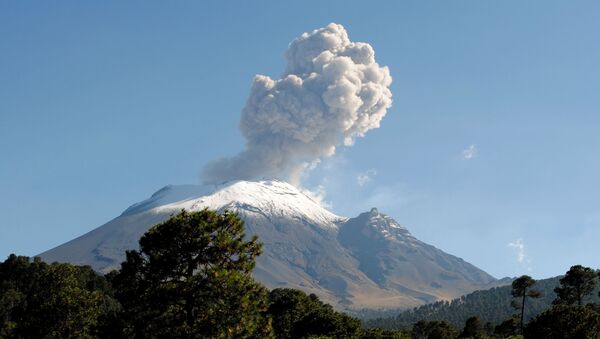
(1, 209, 599, 338)
(366, 265, 600, 338)
(364, 279, 560, 329)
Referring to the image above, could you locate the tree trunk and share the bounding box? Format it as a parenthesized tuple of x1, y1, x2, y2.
(186, 258, 194, 327)
(520, 289, 526, 334)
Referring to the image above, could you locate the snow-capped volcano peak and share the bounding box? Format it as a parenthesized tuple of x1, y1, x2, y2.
(141, 180, 345, 228)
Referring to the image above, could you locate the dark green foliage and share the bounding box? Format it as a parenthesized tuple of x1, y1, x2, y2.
(269, 288, 319, 338)
(459, 316, 485, 338)
(553, 265, 598, 306)
(110, 209, 273, 338)
(493, 317, 518, 338)
(293, 306, 361, 338)
(524, 304, 600, 338)
(411, 320, 459, 339)
(359, 328, 411, 338)
(0, 254, 118, 338)
(268, 288, 361, 339)
(511, 275, 541, 334)
(482, 322, 494, 337)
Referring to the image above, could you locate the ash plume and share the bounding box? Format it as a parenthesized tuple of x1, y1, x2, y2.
(203, 23, 393, 184)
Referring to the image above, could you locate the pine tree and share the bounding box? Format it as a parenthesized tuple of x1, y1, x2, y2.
(511, 275, 541, 334)
(110, 209, 273, 338)
(553, 265, 598, 306)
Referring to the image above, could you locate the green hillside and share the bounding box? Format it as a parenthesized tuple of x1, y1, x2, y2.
(365, 276, 600, 329)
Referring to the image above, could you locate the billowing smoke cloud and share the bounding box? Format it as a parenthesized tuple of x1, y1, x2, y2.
(203, 23, 392, 184)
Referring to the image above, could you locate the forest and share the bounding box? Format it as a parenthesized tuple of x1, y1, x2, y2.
(365, 275, 600, 329)
(1, 209, 599, 338)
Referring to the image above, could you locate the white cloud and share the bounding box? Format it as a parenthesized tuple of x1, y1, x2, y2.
(357, 169, 377, 186)
(508, 238, 532, 271)
(462, 144, 477, 160)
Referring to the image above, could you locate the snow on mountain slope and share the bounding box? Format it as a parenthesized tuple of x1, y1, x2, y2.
(120, 184, 211, 216)
(40, 179, 498, 310)
(154, 180, 344, 228)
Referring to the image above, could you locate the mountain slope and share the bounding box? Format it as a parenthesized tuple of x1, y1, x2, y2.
(40, 179, 497, 310)
(339, 209, 495, 303)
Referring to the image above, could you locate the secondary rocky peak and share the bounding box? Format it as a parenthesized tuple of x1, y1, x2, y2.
(344, 208, 414, 243)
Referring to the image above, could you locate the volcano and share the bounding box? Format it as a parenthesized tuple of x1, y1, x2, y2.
(41, 179, 497, 309)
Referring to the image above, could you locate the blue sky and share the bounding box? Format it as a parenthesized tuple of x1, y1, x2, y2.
(1, 1, 599, 279)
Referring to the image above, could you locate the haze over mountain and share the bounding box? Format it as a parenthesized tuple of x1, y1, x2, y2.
(41, 179, 497, 310)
